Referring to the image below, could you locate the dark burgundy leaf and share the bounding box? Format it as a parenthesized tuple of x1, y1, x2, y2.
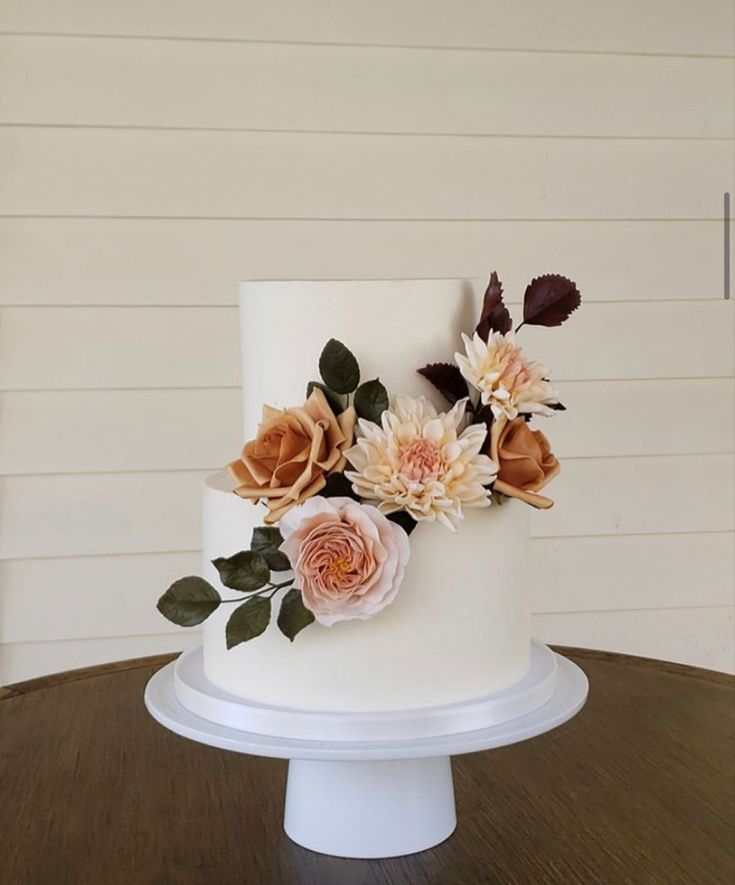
(417, 362, 468, 405)
(386, 510, 417, 536)
(522, 274, 581, 328)
(549, 401, 566, 411)
(320, 472, 360, 501)
(476, 271, 512, 339)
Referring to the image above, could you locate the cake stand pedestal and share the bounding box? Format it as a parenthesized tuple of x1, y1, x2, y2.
(284, 756, 455, 857)
(145, 645, 588, 859)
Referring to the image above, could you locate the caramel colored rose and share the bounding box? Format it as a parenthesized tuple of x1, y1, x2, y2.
(488, 416, 560, 509)
(229, 388, 356, 524)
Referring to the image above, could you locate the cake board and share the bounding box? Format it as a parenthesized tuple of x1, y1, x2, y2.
(145, 644, 588, 859)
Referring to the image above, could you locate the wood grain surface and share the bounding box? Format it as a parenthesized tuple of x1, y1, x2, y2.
(1, 648, 733, 885)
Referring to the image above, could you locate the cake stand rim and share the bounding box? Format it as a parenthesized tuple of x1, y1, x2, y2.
(144, 649, 588, 762)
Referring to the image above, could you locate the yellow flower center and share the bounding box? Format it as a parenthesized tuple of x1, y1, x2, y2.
(325, 554, 352, 579)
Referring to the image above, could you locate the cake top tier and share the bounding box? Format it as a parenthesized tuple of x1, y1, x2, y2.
(239, 279, 480, 436)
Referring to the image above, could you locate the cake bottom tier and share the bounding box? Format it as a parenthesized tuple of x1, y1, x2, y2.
(201, 471, 532, 712)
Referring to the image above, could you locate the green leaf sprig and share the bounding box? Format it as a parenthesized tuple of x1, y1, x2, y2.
(155, 525, 316, 648)
(308, 338, 390, 425)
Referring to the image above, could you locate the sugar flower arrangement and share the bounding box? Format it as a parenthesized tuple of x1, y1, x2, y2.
(157, 272, 581, 647)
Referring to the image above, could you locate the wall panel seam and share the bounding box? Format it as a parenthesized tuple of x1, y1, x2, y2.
(5, 375, 732, 392)
(1, 215, 727, 223)
(2, 452, 733, 480)
(7, 455, 735, 482)
(0, 630, 198, 649)
(0, 530, 731, 565)
(534, 604, 734, 616)
(1, 297, 729, 309)
(2, 530, 733, 564)
(0, 30, 733, 60)
(2, 123, 733, 142)
(2, 605, 732, 649)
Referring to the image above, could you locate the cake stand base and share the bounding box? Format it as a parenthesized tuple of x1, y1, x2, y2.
(145, 646, 588, 858)
(285, 756, 455, 858)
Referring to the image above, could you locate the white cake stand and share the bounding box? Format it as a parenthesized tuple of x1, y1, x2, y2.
(145, 643, 588, 859)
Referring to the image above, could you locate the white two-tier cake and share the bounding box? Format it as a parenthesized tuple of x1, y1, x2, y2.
(149, 273, 586, 859)
(158, 275, 581, 719)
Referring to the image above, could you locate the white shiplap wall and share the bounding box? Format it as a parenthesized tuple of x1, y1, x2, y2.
(0, 1, 734, 683)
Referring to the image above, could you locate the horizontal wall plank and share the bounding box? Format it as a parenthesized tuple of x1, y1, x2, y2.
(1, 128, 731, 220)
(533, 606, 735, 673)
(519, 300, 735, 382)
(2, 534, 732, 645)
(539, 454, 734, 538)
(1, 379, 733, 475)
(1, 456, 732, 560)
(0, 552, 200, 644)
(1, 302, 732, 391)
(2, 36, 732, 138)
(0, 631, 200, 686)
(0, 470, 209, 560)
(551, 379, 735, 458)
(530, 533, 735, 614)
(0, 389, 243, 474)
(0, 0, 732, 56)
(0, 218, 730, 306)
(0, 307, 241, 390)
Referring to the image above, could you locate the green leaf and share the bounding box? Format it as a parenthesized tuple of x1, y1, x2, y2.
(277, 588, 316, 642)
(156, 577, 220, 627)
(319, 339, 360, 394)
(212, 550, 270, 592)
(251, 526, 291, 572)
(320, 472, 360, 500)
(306, 380, 345, 415)
(225, 596, 272, 649)
(491, 488, 508, 506)
(354, 378, 389, 424)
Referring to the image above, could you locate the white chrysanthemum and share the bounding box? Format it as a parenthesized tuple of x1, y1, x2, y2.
(344, 395, 497, 531)
(455, 331, 560, 420)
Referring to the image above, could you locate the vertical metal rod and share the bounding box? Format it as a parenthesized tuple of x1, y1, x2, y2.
(725, 193, 731, 300)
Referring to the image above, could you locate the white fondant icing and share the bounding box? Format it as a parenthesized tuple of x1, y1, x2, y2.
(238, 278, 482, 437)
(177, 642, 554, 741)
(201, 279, 532, 712)
(202, 471, 530, 711)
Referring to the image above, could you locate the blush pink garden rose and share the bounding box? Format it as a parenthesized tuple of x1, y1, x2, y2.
(278, 496, 410, 627)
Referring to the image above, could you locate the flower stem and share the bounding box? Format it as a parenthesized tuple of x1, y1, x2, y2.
(219, 578, 293, 601)
(269, 578, 294, 591)
(515, 321, 525, 333)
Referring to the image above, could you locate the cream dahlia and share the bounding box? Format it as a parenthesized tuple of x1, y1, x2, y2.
(455, 331, 560, 420)
(345, 395, 496, 531)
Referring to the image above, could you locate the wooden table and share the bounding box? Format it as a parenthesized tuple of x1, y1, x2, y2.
(1, 648, 733, 885)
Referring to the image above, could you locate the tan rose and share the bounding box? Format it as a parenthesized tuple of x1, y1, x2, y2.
(229, 388, 356, 524)
(488, 416, 560, 509)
